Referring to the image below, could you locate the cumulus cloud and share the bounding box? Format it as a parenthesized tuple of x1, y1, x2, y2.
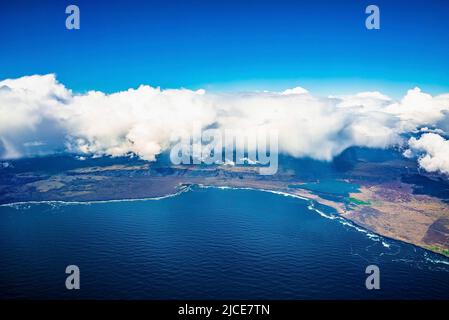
(0, 74, 71, 158)
(405, 133, 449, 175)
(1, 74, 449, 171)
(384, 87, 449, 132)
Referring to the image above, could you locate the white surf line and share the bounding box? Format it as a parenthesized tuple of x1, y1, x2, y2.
(197, 184, 394, 249)
(424, 253, 449, 266)
(196, 184, 311, 201)
(198, 184, 449, 265)
(0, 184, 193, 208)
(3, 182, 449, 266)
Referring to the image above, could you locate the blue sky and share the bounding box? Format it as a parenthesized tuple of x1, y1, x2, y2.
(1, 0, 449, 97)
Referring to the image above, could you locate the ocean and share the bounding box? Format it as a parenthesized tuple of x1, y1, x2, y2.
(1, 186, 449, 299)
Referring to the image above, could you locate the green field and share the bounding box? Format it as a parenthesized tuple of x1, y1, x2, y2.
(347, 197, 371, 205)
(426, 245, 449, 257)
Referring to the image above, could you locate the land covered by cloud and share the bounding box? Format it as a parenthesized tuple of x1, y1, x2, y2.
(1, 74, 449, 174)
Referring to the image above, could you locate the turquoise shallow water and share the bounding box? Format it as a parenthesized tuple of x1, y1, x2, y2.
(1, 186, 449, 299)
(289, 180, 360, 196)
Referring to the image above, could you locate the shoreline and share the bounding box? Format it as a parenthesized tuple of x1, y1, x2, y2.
(2, 182, 449, 261)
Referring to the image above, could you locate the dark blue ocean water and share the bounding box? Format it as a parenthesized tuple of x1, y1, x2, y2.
(1, 186, 449, 299)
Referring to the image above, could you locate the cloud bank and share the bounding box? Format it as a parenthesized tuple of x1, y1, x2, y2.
(1, 74, 449, 174)
(405, 133, 449, 175)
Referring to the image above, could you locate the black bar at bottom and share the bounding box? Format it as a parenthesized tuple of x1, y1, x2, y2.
(0, 300, 446, 318)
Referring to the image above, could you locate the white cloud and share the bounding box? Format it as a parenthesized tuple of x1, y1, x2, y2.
(1, 74, 449, 170)
(405, 133, 449, 175)
(60, 85, 215, 161)
(281, 86, 309, 95)
(384, 87, 449, 132)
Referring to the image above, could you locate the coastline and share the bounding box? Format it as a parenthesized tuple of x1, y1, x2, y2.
(2, 180, 449, 261)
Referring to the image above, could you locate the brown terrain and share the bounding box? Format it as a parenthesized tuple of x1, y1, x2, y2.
(344, 183, 449, 257)
(1, 163, 449, 257)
